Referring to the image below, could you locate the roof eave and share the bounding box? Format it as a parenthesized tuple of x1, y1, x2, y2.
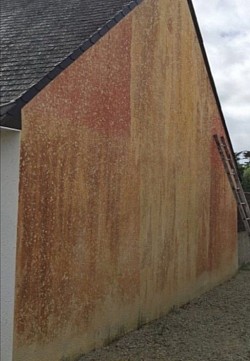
(0, 103, 21, 130)
(0, 0, 143, 131)
(0, 0, 237, 174)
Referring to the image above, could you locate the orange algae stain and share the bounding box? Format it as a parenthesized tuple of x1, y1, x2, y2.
(13, 1, 238, 359)
(26, 18, 132, 138)
(14, 15, 135, 348)
(70, 20, 132, 136)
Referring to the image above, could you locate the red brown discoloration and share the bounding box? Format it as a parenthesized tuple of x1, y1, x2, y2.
(26, 22, 132, 138)
(13, 1, 237, 360)
(14, 15, 140, 351)
(167, 18, 173, 33)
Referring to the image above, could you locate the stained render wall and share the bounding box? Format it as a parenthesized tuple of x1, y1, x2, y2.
(14, 1, 237, 360)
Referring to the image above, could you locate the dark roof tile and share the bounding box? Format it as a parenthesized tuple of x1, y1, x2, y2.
(0, 0, 137, 106)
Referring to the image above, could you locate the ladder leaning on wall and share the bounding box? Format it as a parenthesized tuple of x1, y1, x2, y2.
(213, 134, 250, 237)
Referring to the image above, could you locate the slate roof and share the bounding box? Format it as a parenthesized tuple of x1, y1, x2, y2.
(0, 0, 237, 170)
(0, 0, 140, 110)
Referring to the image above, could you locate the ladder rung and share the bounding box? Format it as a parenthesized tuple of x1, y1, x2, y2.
(214, 134, 250, 234)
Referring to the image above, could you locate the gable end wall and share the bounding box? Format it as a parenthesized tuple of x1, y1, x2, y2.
(14, 1, 237, 360)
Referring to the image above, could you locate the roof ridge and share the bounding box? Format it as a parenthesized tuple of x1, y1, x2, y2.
(0, 0, 143, 129)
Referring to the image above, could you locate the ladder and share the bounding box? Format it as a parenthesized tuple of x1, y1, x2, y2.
(213, 134, 250, 236)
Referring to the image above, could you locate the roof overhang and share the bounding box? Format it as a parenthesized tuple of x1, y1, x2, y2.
(0, 0, 237, 172)
(0, 103, 21, 130)
(0, 0, 143, 132)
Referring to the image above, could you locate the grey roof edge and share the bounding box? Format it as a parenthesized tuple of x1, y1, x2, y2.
(0, 0, 143, 130)
(0, 101, 22, 129)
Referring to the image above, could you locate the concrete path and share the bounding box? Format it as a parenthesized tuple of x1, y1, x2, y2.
(79, 267, 250, 361)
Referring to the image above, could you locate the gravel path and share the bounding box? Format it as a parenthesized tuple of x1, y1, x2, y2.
(79, 267, 250, 361)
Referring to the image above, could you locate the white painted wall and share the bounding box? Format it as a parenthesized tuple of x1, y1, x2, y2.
(1, 128, 20, 361)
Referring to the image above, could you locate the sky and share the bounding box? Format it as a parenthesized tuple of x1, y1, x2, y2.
(192, 0, 250, 152)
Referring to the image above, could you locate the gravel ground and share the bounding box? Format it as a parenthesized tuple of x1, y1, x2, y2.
(79, 266, 250, 361)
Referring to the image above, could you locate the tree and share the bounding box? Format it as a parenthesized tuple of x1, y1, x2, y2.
(242, 151, 250, 166)
(234, 150, 250, 190)
(235, 151, 245, 179)
(242, 167, 250, 192)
